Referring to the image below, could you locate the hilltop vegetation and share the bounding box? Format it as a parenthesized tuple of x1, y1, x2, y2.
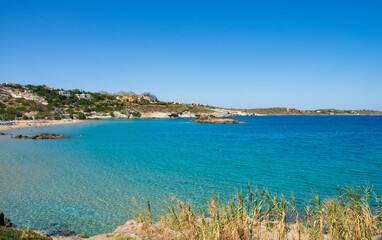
(0, 83, 214, 121)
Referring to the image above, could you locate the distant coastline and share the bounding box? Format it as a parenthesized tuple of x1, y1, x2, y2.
(1, 83, 381, 124)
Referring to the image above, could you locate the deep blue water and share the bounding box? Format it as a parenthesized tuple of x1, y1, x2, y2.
(0, 116, 382, 236)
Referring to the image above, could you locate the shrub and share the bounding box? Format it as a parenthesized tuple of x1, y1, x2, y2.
(132, 111, 141, 118)
(0, 226, 48, 240)
(34, 112, 52, 119)
(29, 107, 42, 111)
(14, 99, 25, 104)
(114, 106, 125, 111)
(21, 101, 31, 106)
(16, 107, 27, 111)
(77, 112, 86, 119)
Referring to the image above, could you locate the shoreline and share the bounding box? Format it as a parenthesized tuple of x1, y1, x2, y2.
(0, 119, 85, 131)
(2, 114, 381, 132)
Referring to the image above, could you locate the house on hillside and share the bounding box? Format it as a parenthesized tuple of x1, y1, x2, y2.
(117, 96, 135, 102)
(59, 91, 71, 97)
(137, 96, 151, 102)
(44, 86, 55, 90)
(75, 93, 92, 100)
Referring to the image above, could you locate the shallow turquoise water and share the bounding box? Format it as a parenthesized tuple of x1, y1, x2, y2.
(0, 116, 382, 236)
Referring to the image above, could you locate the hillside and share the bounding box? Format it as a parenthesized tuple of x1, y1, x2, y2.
(0, 83, 227, 121)
(0, 83, 381, 121)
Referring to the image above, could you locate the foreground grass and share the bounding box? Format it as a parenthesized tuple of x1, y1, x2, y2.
(0, 227, 49, 240)
(134, 185, 382, 240)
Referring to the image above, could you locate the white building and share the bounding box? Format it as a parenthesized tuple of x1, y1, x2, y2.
(58, 91, 71, 97)
(75, 93, 92, 100)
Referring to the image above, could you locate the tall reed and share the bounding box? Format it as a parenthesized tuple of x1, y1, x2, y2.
(134, 185, 382, 240)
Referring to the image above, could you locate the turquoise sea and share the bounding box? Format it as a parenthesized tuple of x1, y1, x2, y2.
(1, 116, 382, 236)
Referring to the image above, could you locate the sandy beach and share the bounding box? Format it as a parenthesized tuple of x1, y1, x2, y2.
(0, 119, 84, 131)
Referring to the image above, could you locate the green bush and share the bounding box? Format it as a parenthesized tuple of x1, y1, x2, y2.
(21, 101, 31, 106)
(84, 107, 92, 113)
(34, 112, 51, 119)
(132, 111, 141, 118)
(95, 106, 113, 112)
(0, 226, 47, 240)
(16, 107, 27, 111)
(29, 107, 42, 111)
(5, 108, 22, 118)
(14, 99, 25, 104)
(0, 113, 17, 121)
(114, 106, 125, 111)
(77, 112, 86, 119)
(66, 109, 75, 114)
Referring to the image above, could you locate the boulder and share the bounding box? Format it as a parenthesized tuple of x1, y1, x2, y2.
(13, 134, 24, 139)
(58, 230, 76, 236)
(77, 233, 89, 238)
(0, 212, 13, 227)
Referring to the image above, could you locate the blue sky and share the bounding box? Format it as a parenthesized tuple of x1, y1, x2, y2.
(1, 0, 381, 109)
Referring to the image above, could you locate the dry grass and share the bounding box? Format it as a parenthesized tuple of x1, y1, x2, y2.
(134, 184, 382, 240)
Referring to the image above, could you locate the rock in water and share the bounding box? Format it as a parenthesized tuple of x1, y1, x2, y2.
(30, 133, 67, 139)
(59, 230, 76, 236)
(13, 134, 24, 139)
(12, 133, 68, 139)
(190, 116, 245, 124)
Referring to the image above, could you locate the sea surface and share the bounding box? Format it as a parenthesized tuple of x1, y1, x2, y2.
(1, 116, 382, 236)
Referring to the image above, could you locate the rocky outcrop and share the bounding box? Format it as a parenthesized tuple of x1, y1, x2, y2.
(0, 212, 13, 227)
(0, 132, 7, 135)
(2, 87, 48, 105)
(169, 111, 196, 119)
(112, 111, 129, 119)
(190, 116, 244, 124)
(140, 112, 170, 119)
(13, 133, 68, 139)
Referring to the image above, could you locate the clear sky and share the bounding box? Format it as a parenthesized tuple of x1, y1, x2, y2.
(1, 0, 381, 110)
